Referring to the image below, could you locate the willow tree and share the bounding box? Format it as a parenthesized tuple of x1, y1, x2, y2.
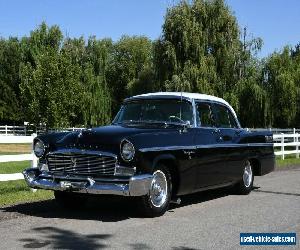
(107, 36, 153, 113)
(264, 47, 298, 128)
(81, 37, 113, 126)
(0, 38, 22, 122)
(154, 0, 241, 96)
(20, 23, 85, 128)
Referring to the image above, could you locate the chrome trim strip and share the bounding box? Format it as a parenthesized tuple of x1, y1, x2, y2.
(47, 149, 117, 159)
(139, 143, 273, 152)
(192, 98, 197, 128)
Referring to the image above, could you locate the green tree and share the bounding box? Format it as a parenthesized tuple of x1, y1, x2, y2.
(264, 47, 298, 127)
(107, 35, 153, 113)
(81, 37, 113, 126)
(154, 0, 241, 96)
(19, 23, 84, 128)
(0, 38, 22, 122)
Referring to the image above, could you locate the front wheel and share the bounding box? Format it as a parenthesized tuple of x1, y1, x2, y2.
(138, 164, 172, 217)
(234, 160, 254, 195)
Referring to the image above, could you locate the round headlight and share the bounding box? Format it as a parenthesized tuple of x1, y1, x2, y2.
(34, 140, 45, 158)
(120, 140, 135, 161)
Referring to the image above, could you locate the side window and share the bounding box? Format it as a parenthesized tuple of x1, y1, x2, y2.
(196, 102, 216, 127)
(214, 104, 237, 128)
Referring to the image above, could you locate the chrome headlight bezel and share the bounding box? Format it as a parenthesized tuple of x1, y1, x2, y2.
(120, 139, 135, 162)
(33, 139, 45, 158)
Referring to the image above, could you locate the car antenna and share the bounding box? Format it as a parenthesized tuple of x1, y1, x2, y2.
(180, 81, 183, 120)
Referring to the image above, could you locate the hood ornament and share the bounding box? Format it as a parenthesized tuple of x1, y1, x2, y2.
(78, 130, 83, 138)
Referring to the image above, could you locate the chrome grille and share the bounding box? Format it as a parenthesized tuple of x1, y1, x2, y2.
(47, 153, 116, 176)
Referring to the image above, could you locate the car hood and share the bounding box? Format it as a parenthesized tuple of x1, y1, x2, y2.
(54, 125, 169, 150)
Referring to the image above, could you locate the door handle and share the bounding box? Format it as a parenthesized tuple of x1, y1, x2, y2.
(212, 128, 220, 134)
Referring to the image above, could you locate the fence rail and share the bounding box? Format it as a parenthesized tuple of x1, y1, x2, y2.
(0, 125, 84, 136)
(250, 128, 300, 134)
(0, 134, 37, 181)
(273, 133, 300, 160)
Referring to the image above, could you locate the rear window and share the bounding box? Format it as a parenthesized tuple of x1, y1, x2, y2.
(196, 102, 216, 127)
(214, 104, 237, 128)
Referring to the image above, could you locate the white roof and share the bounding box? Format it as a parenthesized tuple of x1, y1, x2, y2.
(132, 92, 237, 118)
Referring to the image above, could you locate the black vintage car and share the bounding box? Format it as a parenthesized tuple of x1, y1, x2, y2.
(23, 92, 274, 216)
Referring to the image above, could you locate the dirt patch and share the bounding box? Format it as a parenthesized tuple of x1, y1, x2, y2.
(0, 144, 31, 153)
(275, 164, 300, 171)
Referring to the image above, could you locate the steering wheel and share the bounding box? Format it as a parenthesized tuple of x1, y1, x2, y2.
(169, 115, 185, 124)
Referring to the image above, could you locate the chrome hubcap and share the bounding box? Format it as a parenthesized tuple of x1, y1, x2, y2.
(243, 161, 253, 188)
(150, 170, 168, 208)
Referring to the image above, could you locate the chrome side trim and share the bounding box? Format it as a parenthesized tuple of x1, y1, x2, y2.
(192, 98, 197, 128)
(140, 145, 196, 152)
(139, 143, 273, 152)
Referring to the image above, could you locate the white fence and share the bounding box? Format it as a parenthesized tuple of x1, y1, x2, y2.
(273, 133, 300, 160)
(250, 128, 300, 134)
(0, 134, 37, 181)
(0, 125, 84, 136)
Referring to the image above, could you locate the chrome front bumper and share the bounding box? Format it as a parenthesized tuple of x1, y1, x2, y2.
(23, 168, 153, 196)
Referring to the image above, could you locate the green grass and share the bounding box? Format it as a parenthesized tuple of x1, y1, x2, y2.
(0, 161, 30, 174)
(0, 179, 53, 207)
(276, 156, 300, 167)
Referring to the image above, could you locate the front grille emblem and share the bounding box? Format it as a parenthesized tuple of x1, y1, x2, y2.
(71, 157, 77, 168)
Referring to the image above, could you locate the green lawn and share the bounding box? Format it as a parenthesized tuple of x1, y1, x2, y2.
(0, 161, 30, 174)
(0, 179, 53, 207)
(0, 161, 52, 207)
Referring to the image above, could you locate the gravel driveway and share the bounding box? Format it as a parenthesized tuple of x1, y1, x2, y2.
(0, 167, 299, 250)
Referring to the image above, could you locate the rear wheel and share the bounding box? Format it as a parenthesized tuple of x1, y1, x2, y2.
(138, 164, 172, 217)
(234, 160, 254, 195)
(54, 191, 88, 209)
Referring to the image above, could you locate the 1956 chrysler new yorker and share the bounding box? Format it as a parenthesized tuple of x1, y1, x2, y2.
(23, 92, 275, 217)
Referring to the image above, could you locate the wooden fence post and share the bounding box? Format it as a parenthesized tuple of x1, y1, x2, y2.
(31, 133, 38, 168)
(296, 134, 299, 159)
(281, 133, 284, 160)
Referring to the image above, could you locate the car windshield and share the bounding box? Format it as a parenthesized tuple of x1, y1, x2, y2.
(113, 99, 194, 125)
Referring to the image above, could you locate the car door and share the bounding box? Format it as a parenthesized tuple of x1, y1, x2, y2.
(193, 101, 227, 189)
(213, 103, 244, 182)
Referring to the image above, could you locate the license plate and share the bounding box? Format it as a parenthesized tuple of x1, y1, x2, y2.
(60, 181, 72, 189)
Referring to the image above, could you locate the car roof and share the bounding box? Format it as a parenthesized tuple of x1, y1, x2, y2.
(131, 92, 226, 104)
(127, 92, 237, 117)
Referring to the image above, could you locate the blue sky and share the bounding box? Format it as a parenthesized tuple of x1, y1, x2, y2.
(0, 0, 299, 58)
